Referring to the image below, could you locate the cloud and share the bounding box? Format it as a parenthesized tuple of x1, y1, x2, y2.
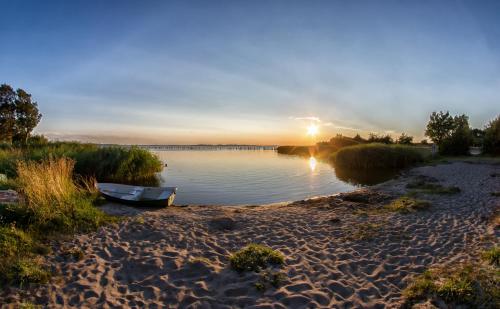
(290, 116, 321, 122)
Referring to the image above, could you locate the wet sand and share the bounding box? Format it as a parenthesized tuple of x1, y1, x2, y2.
(1, 161, 499, 308)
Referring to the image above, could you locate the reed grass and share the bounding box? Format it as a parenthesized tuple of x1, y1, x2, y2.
(0, 158, 117, 286)
(333, 143, 425, 169)
(0, 142, 163, 185)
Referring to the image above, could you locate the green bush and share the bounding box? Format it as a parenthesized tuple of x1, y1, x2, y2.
(230, 244, 284, 272)
(74, 146, 163, 185)
(482, 247, 500, 266)
(483, 115, 500, 156)
(333, 144, 425, 169)
(0, 142, 163, 185)
(406, 181, 461, 194)
(385, 196, 431, 213)
(8, 258, 50, 287)
(277, 146, 315, 156)
(0, 148, 21, 178)
(403, 264, 499, 308)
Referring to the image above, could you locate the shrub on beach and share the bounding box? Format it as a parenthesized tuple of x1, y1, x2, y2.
(483, 115, 500, 156)
(482, 247, 500, 266)
(0, 158, 116, 286)
(403, 263, 499, 308)
(385, 196, 431, 213)
(0, 226, 50, 286)
(230, 244, 284, 272)
(333, 144, 425, 169)
(15, 158, 114, 233)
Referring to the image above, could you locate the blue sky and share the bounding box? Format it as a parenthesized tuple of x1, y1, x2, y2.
(1, 0, 499, 144)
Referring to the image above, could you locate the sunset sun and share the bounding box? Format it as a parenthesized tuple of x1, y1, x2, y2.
(307, 124, 319, 136)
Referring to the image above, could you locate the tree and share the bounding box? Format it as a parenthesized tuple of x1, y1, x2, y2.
(0, 84, 17, 143)
(425, 111, 455, 145)
(397, 133, 413, 145)
(0, 84, 42, 145)
(439, 114, 473, 155)
(353, 134, 366, 143)
(14, 88, 42, 144)
(483, 115, 500, 156)
(367, 133, 393, 144)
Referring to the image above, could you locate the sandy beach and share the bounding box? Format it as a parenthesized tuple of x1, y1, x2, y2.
(1, 161, 499, 308)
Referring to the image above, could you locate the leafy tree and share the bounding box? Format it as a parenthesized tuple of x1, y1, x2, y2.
(471, 128, 485, 147)
(14, 88, 42, 144)
(353, 134, 366, 143)
(27, 134, 49, 146)
(483, 115, 500, 156)
(397, 133, 413, 145)
(0, 84, 42, 145)
(0, 84, 17, 143)
(367, 133, 393, 144)
(439, 114, 473, 155)
(420, 139, 428, 145)
(425, 111, 455, 145)
(329, 134, 360, 148)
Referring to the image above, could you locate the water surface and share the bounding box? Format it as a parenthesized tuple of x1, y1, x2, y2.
(154, 150, 394, 205)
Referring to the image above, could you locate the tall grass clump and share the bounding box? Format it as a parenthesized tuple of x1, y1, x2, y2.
(0, 148, 22, 178)
(73, 146, 163, 185)
(15, 158, 114, 233)
(403, 263, 499, 308)
(333, 144, 425, 169)
(0, 142, 163, 185)
(0, 158, 116, 287)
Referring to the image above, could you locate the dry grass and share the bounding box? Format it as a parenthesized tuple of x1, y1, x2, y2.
(16, 158, 78, 222)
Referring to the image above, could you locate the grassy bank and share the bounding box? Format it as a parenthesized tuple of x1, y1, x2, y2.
(0, 158, 116, 287)
(277, 145, 340, 159)
(333, 144, 427, 169)
(0, 142, 163, 185)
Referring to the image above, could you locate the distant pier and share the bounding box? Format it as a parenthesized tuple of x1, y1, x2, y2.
(99, 144, 278, 151)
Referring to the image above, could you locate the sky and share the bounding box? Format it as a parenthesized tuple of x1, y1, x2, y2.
(1, 0, 499, 145)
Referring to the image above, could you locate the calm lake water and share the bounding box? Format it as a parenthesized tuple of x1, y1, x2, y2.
(153, 150, 397, 205)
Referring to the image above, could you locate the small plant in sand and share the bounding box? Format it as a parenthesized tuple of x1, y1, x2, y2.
(255, 270, 286, 291)
(482, 247, 500, 266)
(346, 223, 385, 241)
(9, 258, 50, 287)
(491, 192, 500, 197)
(19, 302, 41, 309)
(61, 247, 85, 261)
(406, 180, 461, 194)
(230, 244, 284, 272)
(403, 263, 499, 308)
(385, 196, 431, 213)
(188, 257, 211, 265)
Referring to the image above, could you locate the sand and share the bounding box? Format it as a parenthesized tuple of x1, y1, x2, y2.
(1, 161, 499, 308)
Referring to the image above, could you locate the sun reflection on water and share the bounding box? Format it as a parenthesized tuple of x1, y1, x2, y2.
(309, 157, 317, 171)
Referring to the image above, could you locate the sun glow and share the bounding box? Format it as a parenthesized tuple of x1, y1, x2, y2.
(307, 124, 319, 136)
(309, 157, 317, 171)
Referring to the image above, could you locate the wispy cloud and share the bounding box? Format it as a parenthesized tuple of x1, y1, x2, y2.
(289, 116, 321, 122)
(323, 122, 359, 131)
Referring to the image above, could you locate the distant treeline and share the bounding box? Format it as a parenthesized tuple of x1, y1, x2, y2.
(278, 111, 500, 169)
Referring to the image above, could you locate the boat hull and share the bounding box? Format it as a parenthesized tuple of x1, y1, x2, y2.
(97, 183, 176, 207)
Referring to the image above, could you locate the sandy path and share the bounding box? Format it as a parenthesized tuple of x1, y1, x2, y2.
(1, 162, 499, 308)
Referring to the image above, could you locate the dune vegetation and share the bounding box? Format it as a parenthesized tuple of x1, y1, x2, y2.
(0, 158, 117, 286)
(333, 143, 426, 169)
(0, 142, 163, 185)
